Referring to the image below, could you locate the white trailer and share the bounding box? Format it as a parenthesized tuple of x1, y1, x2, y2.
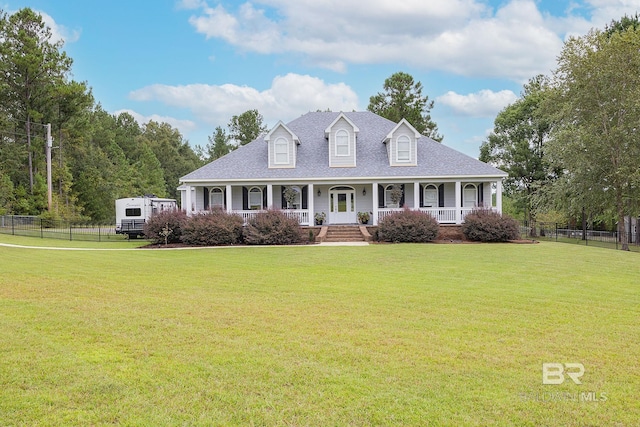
(115, 195, 177, 238)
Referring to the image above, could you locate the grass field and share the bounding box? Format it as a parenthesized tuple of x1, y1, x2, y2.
(1, 235, 638, 426)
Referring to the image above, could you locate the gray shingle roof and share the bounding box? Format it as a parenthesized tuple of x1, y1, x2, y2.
(180, 111, 506, 182)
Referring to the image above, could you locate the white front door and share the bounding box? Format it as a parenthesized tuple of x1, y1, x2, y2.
(329, 188, 356, 224)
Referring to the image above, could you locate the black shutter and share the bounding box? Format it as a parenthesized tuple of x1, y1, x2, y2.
(400, 184, 405, 207)
(302, 186, 308, 209)
(478, 183, 484, 206)
(223, 187, 227, 210)
(203, 187, 209, 210)
(281, 186, 287, 209)
(438, 184, 445, 208)
(419, 184, 424, 207)
(262, 187, 267, 209)
(378, 184, 385, 208)
(242, 187, 248, 210)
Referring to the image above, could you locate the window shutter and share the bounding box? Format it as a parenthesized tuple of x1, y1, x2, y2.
(223, 188, 227, 210)
(438, 184, 445, 208)
(478, 183, 484, 205)
(281, 186, 287, 209)
(262, 187, 267, 209)
(419, 184, 424, 207)
(400, 184, 405, 207)
(378, 184, 385, 208)
(203, 187, 209, 210)
(242, 187, 248, 210)
(302, 185, 308, 209)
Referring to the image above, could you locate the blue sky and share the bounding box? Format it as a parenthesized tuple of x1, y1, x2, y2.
(3, 0, 640, 157)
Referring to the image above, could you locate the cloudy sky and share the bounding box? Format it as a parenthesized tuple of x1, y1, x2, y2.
(4, 0, 640, 156)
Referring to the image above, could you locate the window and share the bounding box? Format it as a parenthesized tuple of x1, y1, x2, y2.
(385, 184, 402, 208)
(249, 187, 263, 210)
(274, 137, 289, 164)
(210, 187, 224, 208)
(463, 184, 477, 208)
(335, 129, 349, 156)
(397, 135, 410, 161)
(423, 185, 438, 207)
(125, 208, 141, 217)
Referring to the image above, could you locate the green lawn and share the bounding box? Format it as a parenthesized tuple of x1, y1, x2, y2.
(1, 236, 638, 426)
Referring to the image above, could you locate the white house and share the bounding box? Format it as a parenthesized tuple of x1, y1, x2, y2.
(178, 111, 506, 226)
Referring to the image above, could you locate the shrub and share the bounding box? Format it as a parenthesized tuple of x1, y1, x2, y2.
(243, 209, 303, 245)
(377, 208, 439, 243)
(181, 209, 244, 246)
(462, 208, 520, 242)
(144, 209, 187, 244)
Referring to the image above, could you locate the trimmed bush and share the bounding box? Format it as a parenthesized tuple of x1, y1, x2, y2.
(243, 209, 303, 245)
(181, 209, 244, 246)
(378, 208, 439, 243)
(143, 209, 187, 244)
(462, 208, 520, 242)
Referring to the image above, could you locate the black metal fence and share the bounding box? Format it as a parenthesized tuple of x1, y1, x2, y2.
(0, 215, 129, 242)
(520, 221, 640, 252)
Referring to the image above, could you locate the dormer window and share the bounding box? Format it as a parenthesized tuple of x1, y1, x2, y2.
(336, 130, 349, 156)
(265, 121, 299, 168)
(274, 137, 289, 164)
(397, 135, 411, 162)
(384, 118, 420, 166)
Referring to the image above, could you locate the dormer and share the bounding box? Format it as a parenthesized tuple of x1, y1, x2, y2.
(265, 121, 299, 168)
(325, 113, 359, 168)
(383, 119, 420, 166)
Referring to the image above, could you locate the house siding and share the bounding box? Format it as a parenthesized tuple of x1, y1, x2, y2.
(268, 126, 296, 168)
(328, 117, 356, 167)
(389, 122, 417, 166)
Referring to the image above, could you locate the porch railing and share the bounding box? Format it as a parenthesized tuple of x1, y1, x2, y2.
(236, 209, 310, 225)
(378, 207, 495, 224)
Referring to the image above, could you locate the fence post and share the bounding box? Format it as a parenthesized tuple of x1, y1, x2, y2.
(40, 218, 43, 239)
(70, 222, 73, 241)
(555, 223, 558, 242)
(12, 215, 15, 235)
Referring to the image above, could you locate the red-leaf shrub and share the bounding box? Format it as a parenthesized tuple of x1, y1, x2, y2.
(243, 209, 303, 245)
(181, 209, 244, 246)
(462, 208, 520, 242)
(143, 209, 187, 244)
(377, 208, 439, 243)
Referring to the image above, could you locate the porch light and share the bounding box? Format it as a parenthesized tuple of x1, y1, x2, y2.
(317, 189, 321, 197)
(362, 187, 366, 196)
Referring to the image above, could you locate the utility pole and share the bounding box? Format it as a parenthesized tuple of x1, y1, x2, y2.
(46, 124, 53, 211)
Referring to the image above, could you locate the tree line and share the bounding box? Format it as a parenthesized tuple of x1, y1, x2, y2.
(0, 8, 440, 223)
(480, 15, 640, 249)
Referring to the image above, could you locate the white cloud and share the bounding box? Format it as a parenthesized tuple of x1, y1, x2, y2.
(129, 73, 359, 126)
(113, 109, 198, 135)
(183, 0, 640, 81)
(39, 11, 81, 44)
(437, 89, 518, 117)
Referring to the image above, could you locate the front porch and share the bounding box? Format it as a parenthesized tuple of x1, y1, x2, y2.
(180, 180, 503, 226)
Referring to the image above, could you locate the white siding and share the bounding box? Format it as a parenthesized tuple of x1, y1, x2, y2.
(268, 126, 296, 168)
(328, 117, 356, 167)
(389, 122, 417, 166)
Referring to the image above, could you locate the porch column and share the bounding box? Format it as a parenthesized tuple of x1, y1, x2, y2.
(413, 181, 420, 210)
(225, 184, 232, 213)
(455, 181, 462, 224)
(372, 181, 379, 225)
(496, 180, 503, 214)
(266, 184, 273, 209)
(184, 184, 192, 215)
(307, 183, 314, 226)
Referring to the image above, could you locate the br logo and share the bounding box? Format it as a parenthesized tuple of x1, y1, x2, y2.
(542, 363, 585, 385)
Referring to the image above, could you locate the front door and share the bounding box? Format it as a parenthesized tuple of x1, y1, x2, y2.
(329, 188, 356, 224)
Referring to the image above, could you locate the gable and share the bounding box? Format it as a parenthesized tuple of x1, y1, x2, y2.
(325, 113, 359, 168)
(265, 121, 298, 168)
(384, 119, 420, 166)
